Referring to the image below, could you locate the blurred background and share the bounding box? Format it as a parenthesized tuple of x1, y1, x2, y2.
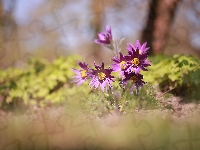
(0, 1, 200, 149)
(0, 0, 200, 69)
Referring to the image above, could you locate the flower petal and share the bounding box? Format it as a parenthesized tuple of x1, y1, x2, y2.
(100, 81, 106, 92)
(98, 33, 105, 40)
(134, 67, 141, 74)
(71, 68, 80, 74)
(77, 80, 85, 86)
(106, 26, 111, 33)
(135, 40, 141, 49)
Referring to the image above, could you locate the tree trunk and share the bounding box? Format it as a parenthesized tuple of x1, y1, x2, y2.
(0, 0, 17, 68)
(141, 0, 181, 55)
(90, 0, 104, 62)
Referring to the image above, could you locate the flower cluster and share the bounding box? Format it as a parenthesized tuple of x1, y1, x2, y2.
(72, 61, 114, 92)
(72, 26, 151, 94)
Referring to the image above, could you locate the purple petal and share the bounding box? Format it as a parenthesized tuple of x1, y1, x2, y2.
(90, 78, 98, 89)
(127, 43, 135, 53)
(135, 40, 141, 49)
(72, 68, 80, 75)
(107, 79, 112, 87)
(140, 66, 148, 71)
(139, 53, 148, 60)
(141, 42, 147, 49)
(111, 58, 120, 63)
(106, 26, 111, 33)
(101, 62, 104, 69)
(128, 43, 136, 50)
(77, 80, 85, 86)
(71, 75, 81, 79)
(100, 81, 106, 92)
(78, 61, 84, 68)
(98, 33, 105, 40)
(94, 39, 109, 44)
(112, 64, 121, 72)
(134, 67, 141, 74)
(94, 81, 99, 89)
(72, 78, 81, 83)
(119, 52, 124, 60)
(94, 62, 100, 70)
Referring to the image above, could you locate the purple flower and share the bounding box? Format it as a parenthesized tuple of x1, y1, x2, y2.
(94, 26, 112, 45)
(121, 71, 146, 93)
(127, 40, 149, 55)
(126, 42, 151, 74)
(71, 61, 91, 86)
(89, 62, 115, 92)
(111, 52, 128, 77)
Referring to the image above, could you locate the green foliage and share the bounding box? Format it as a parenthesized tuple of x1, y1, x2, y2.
(143, 54, 200, 100)
(1, 53, 200, 114)
(78, 83, 160, 117)
(0, 55, 84, 108)
(120, 83, 159, 112)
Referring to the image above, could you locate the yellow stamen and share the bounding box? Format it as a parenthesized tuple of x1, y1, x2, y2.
(131, 75, 138, 83)
(81, 70, 87, 79)
(120, 61, 127, 69)
(132, 58, 140, 66)
(98, 72, 106, 80)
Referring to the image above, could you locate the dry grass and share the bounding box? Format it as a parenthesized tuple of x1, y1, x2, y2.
(1, 104, 200, 150)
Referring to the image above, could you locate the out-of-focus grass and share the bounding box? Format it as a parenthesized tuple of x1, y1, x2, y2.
(1, 104, 200, 150)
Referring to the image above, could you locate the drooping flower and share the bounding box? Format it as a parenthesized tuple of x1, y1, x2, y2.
(126, 42, 151, 74)
(120, 71, 146, 93)
(111, 52, 128, 78)
(89, 62, 115, 92)
(71, 61, 91, 86)
(94, 26, 112, 45)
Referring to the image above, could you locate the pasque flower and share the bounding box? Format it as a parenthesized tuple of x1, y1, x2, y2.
(71, 61, 91, 86)
(94, 26, 112, 45)
(127, 40, 149, 55)
(89, 62, 115, 92)
(111, 52, 128, 77)
(121, 71, 146, 93)
(72, 25, 151, 94)
(126, 42, 151, 74)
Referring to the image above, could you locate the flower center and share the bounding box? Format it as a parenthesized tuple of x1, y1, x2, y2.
(132, 58, 140, 66)
(131, 75, 138, 83)
(139, 49, 142, 54)
(136, 47, 142, 54)
(98, 72, 106, 80)
(81, 70, 87, 79)
(120, 61, 127, 69)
